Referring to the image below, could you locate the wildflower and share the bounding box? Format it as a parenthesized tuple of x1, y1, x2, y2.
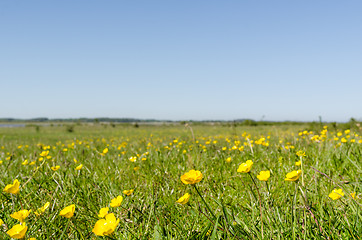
(6, 224, 28, 239)
(10, 209, 31, 223)
(296, 151, 306, 157)
(98, 207, 109, 218)
(4, 179, 20, 194)
(110, 196, 123, 207)
(284, 170, 302, 182)
(176, 193, 190, 204)
(34, 202, 50, 216)
(295, 161, 301, 166)
(123, 189, 134, 196)
(22, 160, 29, 165)
(237, 160, 253, 173)
(257, 170, 270, 181)
(329, 189, 344, 200)
(39, 151, 49, 157)
(75, 164, 83, 170)
(226, 157, 232, 163)
(0, 218, 4, 225)
(92, 213, 120, 236)
(350, 192, 356, 200)
(51, 166, 60, 171)
(129, 156, 137, 162)
(133, 166, 139, 171)
(180, 170, 203, 185)
(59, 204, 75, 218)
(103, 148, 108, 154)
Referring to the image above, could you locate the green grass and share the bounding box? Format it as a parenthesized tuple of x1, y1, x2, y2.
(0, 123, 361, 239)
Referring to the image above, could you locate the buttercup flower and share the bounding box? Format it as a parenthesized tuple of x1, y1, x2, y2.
(4, 179, 20, 194)
(6, 223, 28, 239)
(350, 192, 356, 200)
(92, 213, 120, 236)
(123, 189, 134, 196)
(176, 193, 190, 205)
(110, 196, 123, 207)
(295, 161, 301, 166)
(237, 160, 253, 173)
(59, 204, 75, 218)
(10, 209, 31, 223)
(329, 189, 344, 200)
(296, 151, 306, 157)
(98, 207, 109, 218)
(0, 218, 4, 225)
(35, 202, 50, 216)
(257, 170, 270, 181)
(284, 170, 302, 182)
(51, 166, 60, 171)
(180, 170, 203, 185)
(75, 164, 83, 170)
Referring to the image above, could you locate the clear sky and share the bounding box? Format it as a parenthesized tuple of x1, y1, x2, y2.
(1, 1, 361, 122)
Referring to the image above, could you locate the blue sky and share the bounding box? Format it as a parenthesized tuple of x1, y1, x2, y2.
(1, 1, 361, 121)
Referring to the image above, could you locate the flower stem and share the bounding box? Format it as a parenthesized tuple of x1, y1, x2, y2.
(193, 185, 216, 220)
(248, 173, 264, 239)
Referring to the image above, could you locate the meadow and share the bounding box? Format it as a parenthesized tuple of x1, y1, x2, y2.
(0, 122, 361, 239)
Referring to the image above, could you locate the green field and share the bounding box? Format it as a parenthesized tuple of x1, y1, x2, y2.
(0, 123, 361, 239)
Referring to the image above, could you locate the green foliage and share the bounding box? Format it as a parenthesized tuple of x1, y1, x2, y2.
(0, 124, 361, 239)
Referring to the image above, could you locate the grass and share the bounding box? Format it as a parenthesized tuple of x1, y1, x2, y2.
(0, 123, 361, 239)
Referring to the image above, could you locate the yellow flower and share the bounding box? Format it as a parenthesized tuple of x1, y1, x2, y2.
(110, 196, 123, 207)
(296, 151, 306, 157)
(0, 218, 4, 225)
(28, 238, 36, 240)
(133, 166, 140, 171)
(284, 170, 302, 182)
(237, 160, 253, 173)
(29, 161, 36, 165)
(75, 164, 83, 170)
(129, 156, 137, 162)
(257, 170, 270, 181)
(180, 170, 203, 185)
(329, 189, 344, 200)
(103, 148, 109, 154)
(350, 192, 356, 200)
(4, 179, 20, 194)
(51, 166, 60, 171)
(176, 193, 190, 204)
(226, 157, 232, 163)
(6, 223, 28, 239)
(10, 209, 31, 223)
(92, 213, 120, 236)
(123, 189, 134, 196)
(98, 207, 109, 218)
(22, 160, 29, 165)
(34, 202, 50, 216)
(39, 151, 49, 157)
(295, 161, 301, 166)
(59, 204, 75, 218)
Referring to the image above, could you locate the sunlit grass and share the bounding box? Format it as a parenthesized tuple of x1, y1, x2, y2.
(0, 123, 361, 239)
